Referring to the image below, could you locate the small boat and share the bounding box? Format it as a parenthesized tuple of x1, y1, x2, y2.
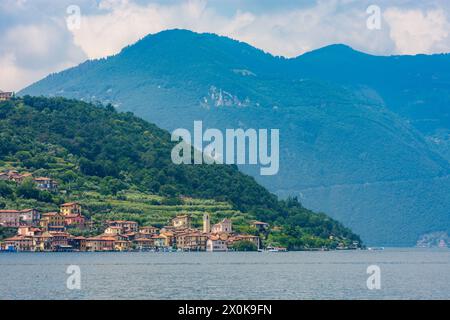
(368, 247, 385, 251)
(266, 246, 288, 252)
(0, 246, 17, 253)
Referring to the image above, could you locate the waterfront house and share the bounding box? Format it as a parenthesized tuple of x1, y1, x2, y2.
(114, 240, 132, 251)
(152, 234, 167, 248)
(206, 234, 229, 252)
(134, 237, 155, 250)
(68, 236, 87, 251)
(33, 233, 54, 251)
(176, 231, 208, 251)
(85, 236, 116, 251)
(3, 235, 33, 251)
(48, 231, 70, 249)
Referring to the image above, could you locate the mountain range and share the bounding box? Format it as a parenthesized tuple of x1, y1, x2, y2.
(20, 29, 450, 246)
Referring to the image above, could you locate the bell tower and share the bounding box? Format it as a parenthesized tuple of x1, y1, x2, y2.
(203, 213, 211, 233)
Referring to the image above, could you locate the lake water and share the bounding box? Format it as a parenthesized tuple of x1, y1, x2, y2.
(0, 248, 449, 300)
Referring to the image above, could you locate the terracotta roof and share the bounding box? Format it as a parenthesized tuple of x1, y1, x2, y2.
(95, 237, 116, 241)
(61, 202, 79, 207)
(64, 214, 83, 218)
(42, 212, 61, 216)
(4, 236, 32, 241)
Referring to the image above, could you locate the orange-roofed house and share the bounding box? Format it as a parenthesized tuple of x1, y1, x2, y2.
(106, 220, 139, 233)
(206, 234, 229, 252)
(48, 232, 70, 248)
(3, 236, 33, 251)
(85, 236, 116, 251)
(69, 236, 87, 251)
(114, 240, 132, 251)
(139, 226, 159, 236)
(176, 231, 208, 251)
(18, 226, 42, 237)
(41, 212, 65, 229)
(134, 237, 155, 251)
(60, 202, 81, 216)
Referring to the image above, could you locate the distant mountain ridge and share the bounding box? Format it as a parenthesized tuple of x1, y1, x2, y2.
(20, 29, 450, 246)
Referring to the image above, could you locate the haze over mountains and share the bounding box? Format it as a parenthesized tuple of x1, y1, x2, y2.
(21, 29, 450, 246)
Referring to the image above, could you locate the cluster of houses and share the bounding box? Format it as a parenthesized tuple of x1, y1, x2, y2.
(0, 201, 267, 252)
(0, 170, 58, 191)
(0, 202, 87, 251)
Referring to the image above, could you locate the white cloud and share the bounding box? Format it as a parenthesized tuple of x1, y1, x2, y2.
(0, 22, 86, 91)
(2, 0, 450, 91)
(71, 0, 394, 59)
(384, 8, 450, 55)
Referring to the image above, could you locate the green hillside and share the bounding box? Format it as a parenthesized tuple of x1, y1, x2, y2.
(20, 30, 450, 245)
(0, 96, 361, 249)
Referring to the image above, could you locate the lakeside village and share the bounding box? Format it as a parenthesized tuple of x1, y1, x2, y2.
(0, 170, 275, 253)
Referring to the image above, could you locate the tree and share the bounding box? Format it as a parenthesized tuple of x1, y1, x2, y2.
(231, 240, 258, 251)
(0, 181, 14, 198)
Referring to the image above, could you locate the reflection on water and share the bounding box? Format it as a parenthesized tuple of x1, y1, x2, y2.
(0, 248, 449, 300)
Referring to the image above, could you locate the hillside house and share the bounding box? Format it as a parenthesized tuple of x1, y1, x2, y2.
(0, 90, 13, 101)
(34, 177, 58, 191)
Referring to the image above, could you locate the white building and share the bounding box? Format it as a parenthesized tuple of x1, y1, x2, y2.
(206, 234, 228, 252)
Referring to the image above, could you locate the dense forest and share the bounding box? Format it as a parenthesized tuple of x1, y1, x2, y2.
(0, 96, 361, 249)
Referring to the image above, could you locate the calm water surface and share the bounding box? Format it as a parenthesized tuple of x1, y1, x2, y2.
(0, 248, 449, 300)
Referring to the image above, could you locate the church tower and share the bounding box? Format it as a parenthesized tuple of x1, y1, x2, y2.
(203, 213, 211, 233)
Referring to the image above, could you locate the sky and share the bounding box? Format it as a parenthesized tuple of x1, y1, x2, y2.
(1, 0, 450, 92)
